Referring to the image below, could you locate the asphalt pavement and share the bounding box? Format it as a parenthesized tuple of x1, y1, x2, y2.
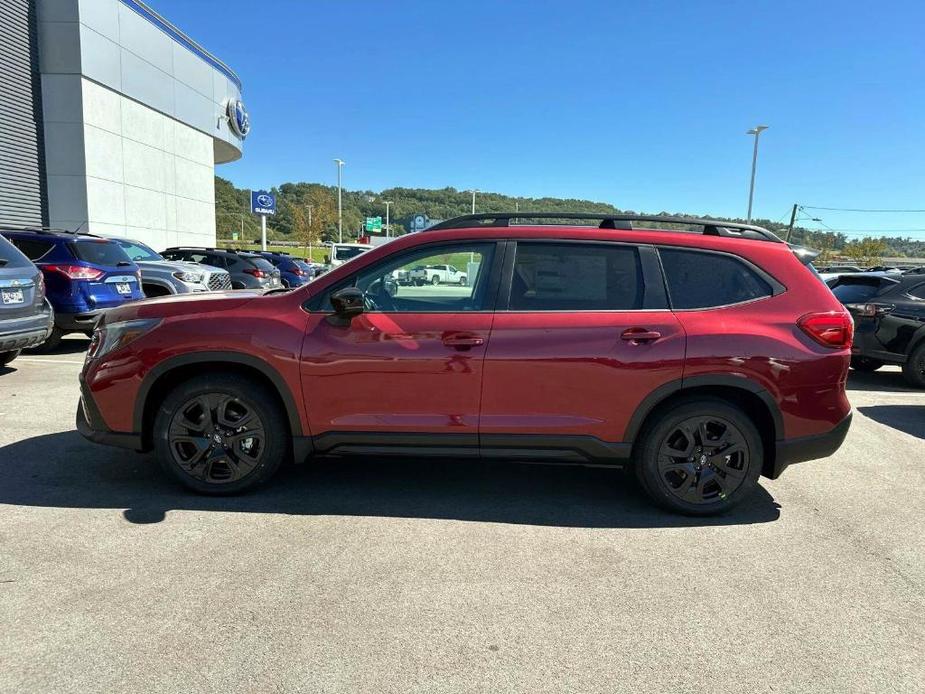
(1, 336, 923, 693)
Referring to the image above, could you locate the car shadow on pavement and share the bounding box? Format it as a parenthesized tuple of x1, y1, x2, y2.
(847, 370, 919, 393)
(24, 338, 90, 357)
(0, 430, 781, 529)
(857, 405, 925, 440)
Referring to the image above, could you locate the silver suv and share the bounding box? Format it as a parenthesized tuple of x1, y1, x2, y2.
(108, 237, 231, 296)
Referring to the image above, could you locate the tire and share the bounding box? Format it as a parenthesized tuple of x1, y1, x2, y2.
(0, 349, 20, 367)
(902, 343, 925, 388)
(415, 279, 424, 287)
(851, 356, 884, 372)
(153, 373, 288, 495)
(431, 275, 440, 285)
(633, 398, 763, 516)
(458, 276, 467, 286)
(27, 327, 64, 353)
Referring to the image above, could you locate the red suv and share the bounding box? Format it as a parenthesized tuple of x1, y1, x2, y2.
(78, 214, 853, 515)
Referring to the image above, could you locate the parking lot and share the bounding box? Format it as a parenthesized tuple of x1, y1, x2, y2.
(1, 337, 923, 693)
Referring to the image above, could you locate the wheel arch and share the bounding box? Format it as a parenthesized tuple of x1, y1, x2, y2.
(626, 375, 783, 478)
(135, 351, 303, 450)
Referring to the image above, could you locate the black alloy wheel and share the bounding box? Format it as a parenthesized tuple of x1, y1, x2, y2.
(902, 343, 925, 388)
(635, 398, 762, 515)
(154, 374, 286, 494)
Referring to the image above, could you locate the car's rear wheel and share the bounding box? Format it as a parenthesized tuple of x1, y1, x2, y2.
(902, 344, 925, 388)
(431, 275, 440, 285)
(850, 356, 884, 372)
(0, 349, 21, 367)
(27, 327, 63, 353)
(634, 398, 763, 515)
(153, 374, 287, 494)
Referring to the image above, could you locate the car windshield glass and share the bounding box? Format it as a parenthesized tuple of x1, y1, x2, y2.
(116, 239, 161, 262)
(334, 247, 368, 260)
(294, 260, 312, 272)
(831, 280, 884, 303)
(248, 257, 276, 271)
(72, 239, 132, 266)
(0, 235, 33, 268)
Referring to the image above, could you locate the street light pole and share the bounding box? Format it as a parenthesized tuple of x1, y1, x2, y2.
(745, 125, 768, 222)
(384, 201, 392, 238)
(307, 203, 313, 260)
(470, 189, 478, 214)
(333, 158, 345, 243)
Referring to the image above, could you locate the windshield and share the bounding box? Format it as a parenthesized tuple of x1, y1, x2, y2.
(333, 246, 369, 261)
(831, 279, 886, 303)
(248, 257, 276, 271)
(116, 239, 161, 262)
(71, 239, 133, 266)
(294, 260, 313, 272)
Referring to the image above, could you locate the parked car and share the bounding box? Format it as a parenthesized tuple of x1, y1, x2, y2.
(257, 251, 314, 288)
(829, 272, 925, 386)
(0, 233, 54, 365)
(408, 263, 467, 286)
(1, 228, 143, 350)
(325, 243, 373, 269)
(161, 248, 281, 290)
(106, 237, 231, 296)
(78, 213, 852, 515)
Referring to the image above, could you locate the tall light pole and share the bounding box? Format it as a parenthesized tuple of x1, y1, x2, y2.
(745, 125, 768, 222)
(333, 158, 345, 242)
(469, 189, 478, 214)
(384, 200, 392, 238)
(307, 203, 313, 259)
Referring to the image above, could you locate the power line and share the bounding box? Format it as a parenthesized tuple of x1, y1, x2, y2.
(801, 205, 925, 213)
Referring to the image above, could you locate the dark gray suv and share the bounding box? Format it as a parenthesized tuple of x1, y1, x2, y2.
(161, 248, 281, 290)
(0, 234, 53, 366)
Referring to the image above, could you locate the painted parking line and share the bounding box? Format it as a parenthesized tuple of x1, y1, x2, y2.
(14, 358, 85, 366)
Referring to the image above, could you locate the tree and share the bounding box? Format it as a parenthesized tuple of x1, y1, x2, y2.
(843, 237, 888, 266)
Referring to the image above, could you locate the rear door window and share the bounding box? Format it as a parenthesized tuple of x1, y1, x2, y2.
(71, 240, 132, 266)
(659, 248, 774, 309)
(508, 242, 645, 310)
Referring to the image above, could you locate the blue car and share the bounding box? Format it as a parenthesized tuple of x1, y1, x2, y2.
(258, 251, 315, 288)
(1, 229, 143, 350)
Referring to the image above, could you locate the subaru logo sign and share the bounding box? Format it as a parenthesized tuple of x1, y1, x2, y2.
(227, 99, 250, 139)
(251, 190, 276, 216)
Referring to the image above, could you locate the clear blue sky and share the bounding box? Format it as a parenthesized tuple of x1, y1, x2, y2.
(154, 0, 925, 236)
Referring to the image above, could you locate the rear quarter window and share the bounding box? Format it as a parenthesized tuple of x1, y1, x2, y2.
(659, 248, 774, 309)
(72, 240, 131, 266)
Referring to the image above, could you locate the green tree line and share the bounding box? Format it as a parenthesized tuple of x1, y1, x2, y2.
(215, 176, 925, 261)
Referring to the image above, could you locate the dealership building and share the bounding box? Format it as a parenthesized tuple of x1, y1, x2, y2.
(0, 0, 247, 249)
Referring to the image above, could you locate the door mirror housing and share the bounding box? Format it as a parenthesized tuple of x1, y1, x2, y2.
(330, 286, 364, 319)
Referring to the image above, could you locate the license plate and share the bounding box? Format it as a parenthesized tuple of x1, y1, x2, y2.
(116, 283, 132, 295)
(1, 289, 24, 304)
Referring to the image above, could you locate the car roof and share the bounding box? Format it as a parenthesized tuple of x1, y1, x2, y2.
(0, 227, 113, 243)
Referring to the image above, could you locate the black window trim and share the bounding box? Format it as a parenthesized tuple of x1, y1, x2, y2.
(304, 239, 506, 314)
(655, 245, 786, 311)
(498, 239, 669, 313)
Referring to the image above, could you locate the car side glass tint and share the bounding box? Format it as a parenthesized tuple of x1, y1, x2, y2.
(659, 248, 773, 309)
(509, 243, 644, 311)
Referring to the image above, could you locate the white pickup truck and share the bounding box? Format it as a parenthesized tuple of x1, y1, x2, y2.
(408, 264, 468, 286)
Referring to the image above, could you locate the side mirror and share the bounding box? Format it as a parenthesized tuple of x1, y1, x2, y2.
(330, 286, 364, 319)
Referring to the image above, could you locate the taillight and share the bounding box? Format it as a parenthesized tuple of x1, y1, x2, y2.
(845, 303, 893, 318)
(35, 273, 45, 302)
(42, 264, 104, 280)
(293, 267, 305, 276)
(798, 311, 854, 349)
(243, 267, 266, 278)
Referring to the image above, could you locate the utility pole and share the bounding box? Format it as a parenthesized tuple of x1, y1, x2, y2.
(470, 189, 478, 214)
(333, 158, 345, 243)
(786, 203, 798, 242)
(307, 204, 313, 260)
(384, 201, 392, 238)
(746, 125, 768, 222)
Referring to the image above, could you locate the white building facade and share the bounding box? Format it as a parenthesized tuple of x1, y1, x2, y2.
(0, 0, 246, 250)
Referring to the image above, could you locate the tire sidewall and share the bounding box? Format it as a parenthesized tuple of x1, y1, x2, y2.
(153, 374, 288, 495)
(902, 344, 925, 388)
(634, 398, 764, 516)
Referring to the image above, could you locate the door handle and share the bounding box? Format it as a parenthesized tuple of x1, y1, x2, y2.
(443, 334, 485, 349)
(621, 328, 662, 343)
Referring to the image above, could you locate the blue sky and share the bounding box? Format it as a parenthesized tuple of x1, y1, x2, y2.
(155, 0, 925, 236)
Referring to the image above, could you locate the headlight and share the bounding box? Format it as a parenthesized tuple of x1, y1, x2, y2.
(173, 271, 204, 284)
(87, 319, 162, 360)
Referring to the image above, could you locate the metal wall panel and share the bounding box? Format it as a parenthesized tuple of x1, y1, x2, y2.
(0, 0, 47, 227)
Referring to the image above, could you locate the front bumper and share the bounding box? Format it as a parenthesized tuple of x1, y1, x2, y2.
(0, 306, 54, 351)
(76, 376, 143, 450)
(771, 412, 852, 478)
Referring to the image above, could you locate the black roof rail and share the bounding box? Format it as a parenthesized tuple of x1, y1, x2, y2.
(0, 224, 85, 236)
(425, 212, 783, 242)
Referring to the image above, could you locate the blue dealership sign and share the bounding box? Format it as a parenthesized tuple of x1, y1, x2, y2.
(251, 191, 276, 216)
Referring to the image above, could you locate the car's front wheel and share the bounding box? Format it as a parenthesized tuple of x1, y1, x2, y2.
(634, 398, 763, 515)
(431, 275, 440, 285)
(153, 374, 287, 494)
(0, 349, 21, 367)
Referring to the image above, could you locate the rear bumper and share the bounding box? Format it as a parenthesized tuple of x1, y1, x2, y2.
(76, 376, 143, 450)
(771, 412, 852, 478)
(0, 306, 54, 351)
(56, 311, 103, 332)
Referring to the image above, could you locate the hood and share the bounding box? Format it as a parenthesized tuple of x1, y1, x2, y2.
(101, 290, 263, 324)
(136, 259, 224, 274)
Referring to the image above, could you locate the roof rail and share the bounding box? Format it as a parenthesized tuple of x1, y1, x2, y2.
(0, 224, 83, 236)
(425, 213, 783, 242)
